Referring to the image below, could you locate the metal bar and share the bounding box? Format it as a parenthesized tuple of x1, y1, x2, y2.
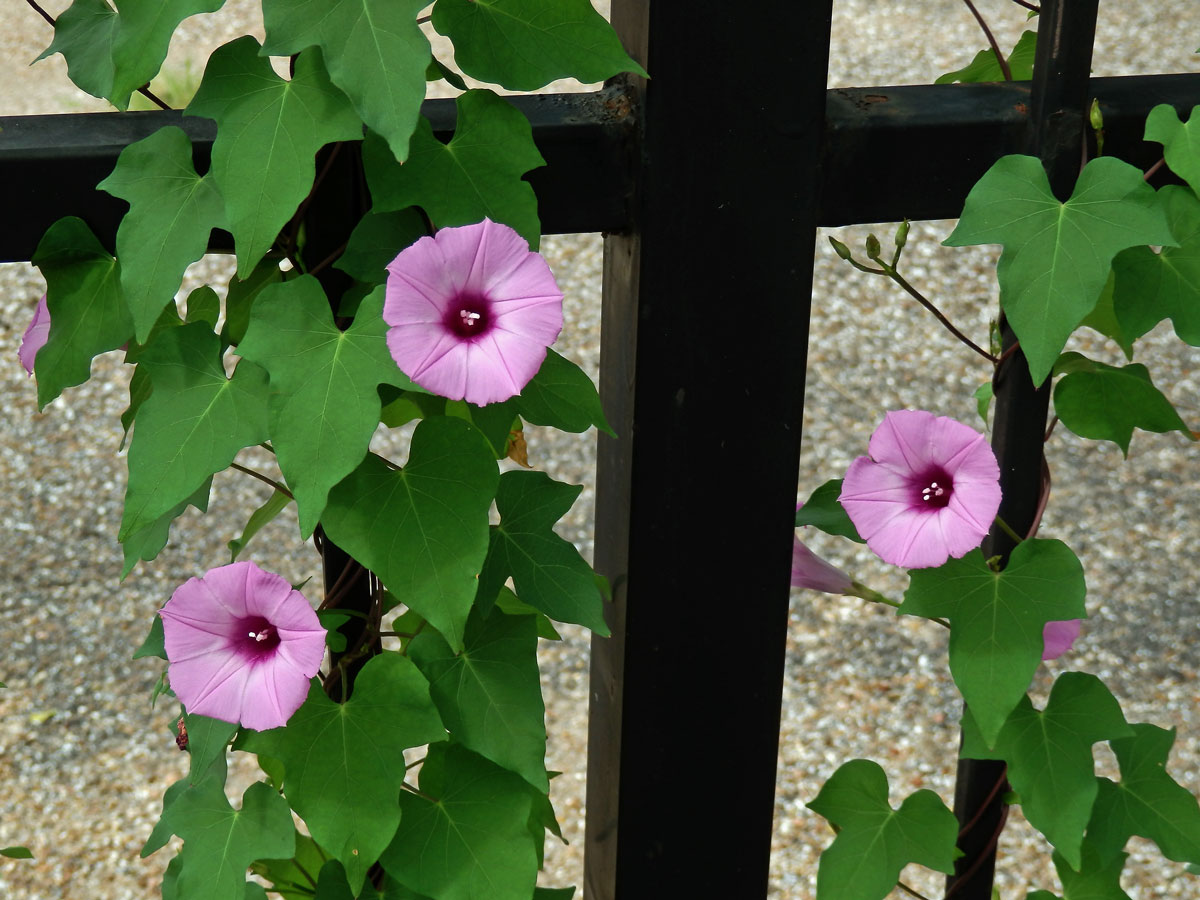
(3, 75, 1198, 263)
(586, 0, 832, 895)
(947, 3, 1101, 899)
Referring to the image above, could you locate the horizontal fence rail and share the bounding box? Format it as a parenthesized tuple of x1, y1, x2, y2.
(2, 74, 1198, 263)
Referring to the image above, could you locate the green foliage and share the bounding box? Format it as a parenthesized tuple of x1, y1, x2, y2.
(1087, 724, 1200, 865)
(121, 477, 212, 577)
(961, 673, 1132, 870)
(936, 29, 1036, 83)
(945, 155, 1173, 384)
(1079, 272, 1135, 360)
(382, 743, 539, 900)
(364, 90, 546, 247)
(431, 0, 647, 91)
(514, 348, 613, 435)
(97, 126, 225, 342)
(1145, 104, 1200, 195)
(261, 0, 431, 163)
(238, 280, 413, 536)
(241, 655, 445, 894)
(31, 217, 134, 408)
(0, 846, 33, 859)
(901, 540, 1086, 746)
(478, 471, 609, 634)
(1053, 841, 1131, 900)
(410, 607, 548, 790)
(321, 419, 499, 651)
(1052, 352, 1191, 455)
(38, 0, 224, 110)
(1111, 185, 1200, 347)
(335, 208, 427, 284)
(227, 489, 292, 561)
(807, 759, 959, 900)
(186, 38, 363, 277)
(795, 478, 864, 541)
(119, 323, 269, 542)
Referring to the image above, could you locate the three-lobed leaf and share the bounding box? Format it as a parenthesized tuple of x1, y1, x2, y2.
(237, 279, 412, 536)
(514, 349, 613, 435)
(961, 673, 1132, 870)
(1052, 352, 1191, 455)
(98, 126, 225, 342)
(431, 0, 647, 91)
(901, 539, 1087, 746)
(262, 0, 430, 162)
(807, 758, 959, 900)
(186, 38, 363, 277)
(945, 155, 1174, 384)
(1145, 104, 1200, 195)
(240, 654, 446, 894)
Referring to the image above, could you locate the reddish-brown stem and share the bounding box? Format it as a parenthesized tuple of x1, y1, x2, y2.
(1144, 157, 1167, 181)
(962, 0, 1013, 81)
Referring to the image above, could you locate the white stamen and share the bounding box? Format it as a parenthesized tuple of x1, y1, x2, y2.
(249, 629, 269, 642)
(922, 482, 946, 501)
(459, 310, 482, 326)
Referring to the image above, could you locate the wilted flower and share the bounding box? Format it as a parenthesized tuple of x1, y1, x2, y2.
(791, 536, 853, 594)
(839, 410, 1001, 569)
(19, 295, 49, 375)
(159, 561, 326, 731)
(383, 218, 563, 406)
(1042, 619, 1081, 661)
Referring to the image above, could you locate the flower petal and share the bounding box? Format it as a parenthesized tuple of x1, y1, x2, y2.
(19, 295, 50, 376)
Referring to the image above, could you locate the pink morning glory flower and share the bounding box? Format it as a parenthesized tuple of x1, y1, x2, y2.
(791, 537, 854, 594)
(19, 294, 49, 375)
(1042, 619, 1082, 661)
(159, 561, 326, 731)
(839, 410, 1001, 569)
(383, 218, 564, 406)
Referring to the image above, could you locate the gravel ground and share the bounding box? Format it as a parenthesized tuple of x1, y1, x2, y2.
(1, 2, 1199, 899)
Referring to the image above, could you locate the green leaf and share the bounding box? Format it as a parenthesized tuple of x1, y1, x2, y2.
(1088, 723, 1200, 865)
(1145, 104, 1200, 195)
(1027, 892, 1061, 900)
(807, 759, 959, 900)
(261, 0, 430, 162)
(181, 711, 237, 783)
(534, 888, 576, 899)
(973, 381, 995, 424)
(381, 743, 538, 900)
(364, 90, 545, 247)
(1111, 185, 1200, 346)
(961, 673, 1132, 870)
(31, 216, 135, 408)
(185, 286, 221, 329)
(241, 654, 445, 894)
(97, 125, 225, 342)
(158, 776, 295, 900)
(185, 38, 363, 277)
(119, 322, 269, 541)
(334, 207, 426, 284)
(935, 30, 1036, 84)
(250, 832, 328, 900)
(0, 846, 33, 859)
(224, 260, 283, 346)
(321, 418, 499, 651)
(1079, 271, 1135, 359)
(431, 0, 647, 91)
(38, 0, 224, 110)
(479, 470, 608, 634)
(1053, 840, 1131, 900)
(795, 479, 864, 542)
(238, 279, 411, 536)
(945, 155, 1174, 384)
(228, 489, 292, 562)
(1052, 352, 1191, 455)
(494, 585, 562, 640)
(121, 476, 212, 577)
(900, 539, 1087, 746)
(133, 615, 166, 660)
(514, 349, 612, 435)
(410, 608, 548, 790)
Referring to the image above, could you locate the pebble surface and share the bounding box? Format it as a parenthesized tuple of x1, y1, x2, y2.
(1, 3, 1198, 899)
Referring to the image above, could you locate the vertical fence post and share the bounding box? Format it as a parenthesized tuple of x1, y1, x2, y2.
(586, 2, 834, 895)
(947, 3, 1100, 897)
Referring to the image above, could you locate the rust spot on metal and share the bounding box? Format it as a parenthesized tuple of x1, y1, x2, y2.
(1014, 102, 1028, 115)
(863, 94, 889, 104)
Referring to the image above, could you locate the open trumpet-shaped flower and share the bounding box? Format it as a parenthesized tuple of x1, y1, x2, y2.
(840, 410, 1001, 569)
(791, 536, 854, 594)
(383, 218, 564, 406)
(159, 561, 326, 731)
(19, 294, 49, 375)
(1042, 619, 1082, 661)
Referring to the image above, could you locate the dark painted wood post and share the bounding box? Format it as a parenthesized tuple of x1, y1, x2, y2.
(586, 2, 833, 895)
(947, 2, 1100, 897)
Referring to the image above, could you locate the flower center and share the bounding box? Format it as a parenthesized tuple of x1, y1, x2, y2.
(237, 616, 281, 658)
(445, 294, 491, 339)
(917, 469, 953, 509)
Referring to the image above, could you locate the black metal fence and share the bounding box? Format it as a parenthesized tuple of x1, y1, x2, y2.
(2, 1, 1197, 897)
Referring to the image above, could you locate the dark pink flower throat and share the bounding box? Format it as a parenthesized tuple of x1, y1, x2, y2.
(916, 467, 953, 509)
(237, 616, 280, 659)
(445, 293, 492, 339)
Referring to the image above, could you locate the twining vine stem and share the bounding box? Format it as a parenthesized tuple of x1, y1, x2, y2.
(961, 0, 1013, 82)
(229, 462, 294, 498)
